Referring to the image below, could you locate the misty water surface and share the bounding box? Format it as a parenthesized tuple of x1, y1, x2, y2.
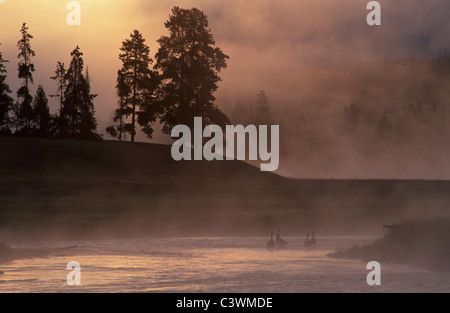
(1, 236, 449, 293)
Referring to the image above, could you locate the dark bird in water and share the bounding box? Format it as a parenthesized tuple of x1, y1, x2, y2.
(304, 233, 311, 247)
(310, 232, 317, 246)
(276, 229, 287, 247)
(305, 232, 317, 247)
(266, 231, 275, 250)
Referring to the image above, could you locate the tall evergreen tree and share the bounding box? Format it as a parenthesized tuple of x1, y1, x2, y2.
(79, 67, 99, 139)
(106, 69, 132, 141)
(50, 61, 67, 137)
(16, 22, 36, 134)
(50, 61, 67, 114)
(61, 46, 99, 140)
(117, 30, 156, 142)
(0, 45, 13, 135)
(32, 84, 51, 137)
(153, 6, 230, 134)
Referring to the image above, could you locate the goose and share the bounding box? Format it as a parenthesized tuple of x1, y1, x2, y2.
(266, 231, 275, 250)
(310, 232, 317, 246)
(304, 233, 311, 247)
(276, 229, 287, 247)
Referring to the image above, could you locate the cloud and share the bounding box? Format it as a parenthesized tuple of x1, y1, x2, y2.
(205, 0, 449, 66)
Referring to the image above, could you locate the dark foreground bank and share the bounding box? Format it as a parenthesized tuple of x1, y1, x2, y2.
(1, 137, 450, 241)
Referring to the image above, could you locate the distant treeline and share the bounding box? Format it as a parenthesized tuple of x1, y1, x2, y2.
(231, 53, 450, 142)
(339, 54, 450, 140)
(232, 53, 450, 130)
(0, 6, 231, 142)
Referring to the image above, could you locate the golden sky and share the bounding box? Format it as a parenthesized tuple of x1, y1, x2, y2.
(1, 0, 449, 143)
(0, 0, 175, 141)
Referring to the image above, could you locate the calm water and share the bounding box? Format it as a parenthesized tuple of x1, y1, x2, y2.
(0, 236, 449, 293)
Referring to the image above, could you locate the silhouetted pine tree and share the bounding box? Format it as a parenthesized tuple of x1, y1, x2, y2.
(50, 62, 66, 113)
(50, 61, 67, 137)
(16, 22, 35, 134)
(61, 46, 100, 140)
(0, 45, 13, 135)
(115, 30, 156, 142)
(79, 67, 99, 139)
(106, 69, 132, 141)
(32, 85, 52, 137)
(154, 7, 230, 134)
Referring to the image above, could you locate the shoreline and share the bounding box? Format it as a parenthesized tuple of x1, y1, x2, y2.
(0, 244, 79, 265)
(328, 219, 450, 271)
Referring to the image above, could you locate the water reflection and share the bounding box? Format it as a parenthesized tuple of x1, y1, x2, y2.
(0, 236, 449, 292)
